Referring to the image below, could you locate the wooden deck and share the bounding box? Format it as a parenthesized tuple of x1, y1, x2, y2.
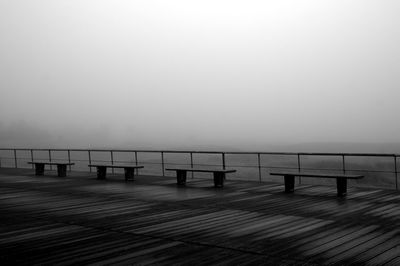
(0, 168, 399, 265)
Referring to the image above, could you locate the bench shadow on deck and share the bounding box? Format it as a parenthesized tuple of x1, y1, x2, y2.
(0, 168, 399, 265)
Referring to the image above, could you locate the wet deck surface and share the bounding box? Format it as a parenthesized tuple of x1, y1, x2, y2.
(0, 168, 399, 265)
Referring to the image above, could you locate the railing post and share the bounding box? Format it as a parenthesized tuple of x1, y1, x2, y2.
(161, 151, 165, 176)
(68, 150, 71, 172)
(190, 152, 194, 179)
(297, 153, 301, 184)
(342, 155, 346, 174)
(14, 149, 17, 168)
(88, 150, 92, 173)
(394, 155, 398, 190)
(222, 152, 226, 170)
(258, 153, 262, 182)
(30, 149, 34, 169)
(135, 151, 139, 175)
(110, 151, 114, 174)
(48, 149, 52, 170)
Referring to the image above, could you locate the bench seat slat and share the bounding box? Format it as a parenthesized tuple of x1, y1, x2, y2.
(270, 172, 364, 179)
(28, 162, 75, 166)
(165, 168, 236, 173)
(88, 165, 144, 169)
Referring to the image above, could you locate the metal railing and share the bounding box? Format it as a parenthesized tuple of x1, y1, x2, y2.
(0, 148, 398, 190)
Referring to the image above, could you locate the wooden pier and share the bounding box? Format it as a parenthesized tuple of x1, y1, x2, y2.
(0, 168, 399, 265)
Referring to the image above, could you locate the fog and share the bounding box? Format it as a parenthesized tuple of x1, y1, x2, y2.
(1, 1, 400, 151)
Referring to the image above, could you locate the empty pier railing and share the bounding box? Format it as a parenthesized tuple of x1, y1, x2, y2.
(0, 148, 398, 190)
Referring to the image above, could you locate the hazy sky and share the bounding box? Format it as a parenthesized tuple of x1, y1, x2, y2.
(1, 0, 399, 149)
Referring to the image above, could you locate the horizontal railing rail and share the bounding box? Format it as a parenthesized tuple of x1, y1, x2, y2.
(0, 148, 398, 190)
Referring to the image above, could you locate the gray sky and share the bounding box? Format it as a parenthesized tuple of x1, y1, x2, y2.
(1, 0, 400, 149)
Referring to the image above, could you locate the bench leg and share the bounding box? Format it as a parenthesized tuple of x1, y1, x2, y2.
(35, 163, 45, 176)
(284, 175, 295, 193)
(213, 172, 225, 188)
(336, 177, 347, 197)
(57, 165, 67, 177)
(125, 167, 135, 181)
(97, 166, 107, 180)
(176, 170, 187, 186)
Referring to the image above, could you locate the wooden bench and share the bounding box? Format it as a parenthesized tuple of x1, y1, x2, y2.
(165, 168, 237, 188)
(27, 161, 75, 177)
(88, 164, 144, 181)
(269, 171, 364, 197)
